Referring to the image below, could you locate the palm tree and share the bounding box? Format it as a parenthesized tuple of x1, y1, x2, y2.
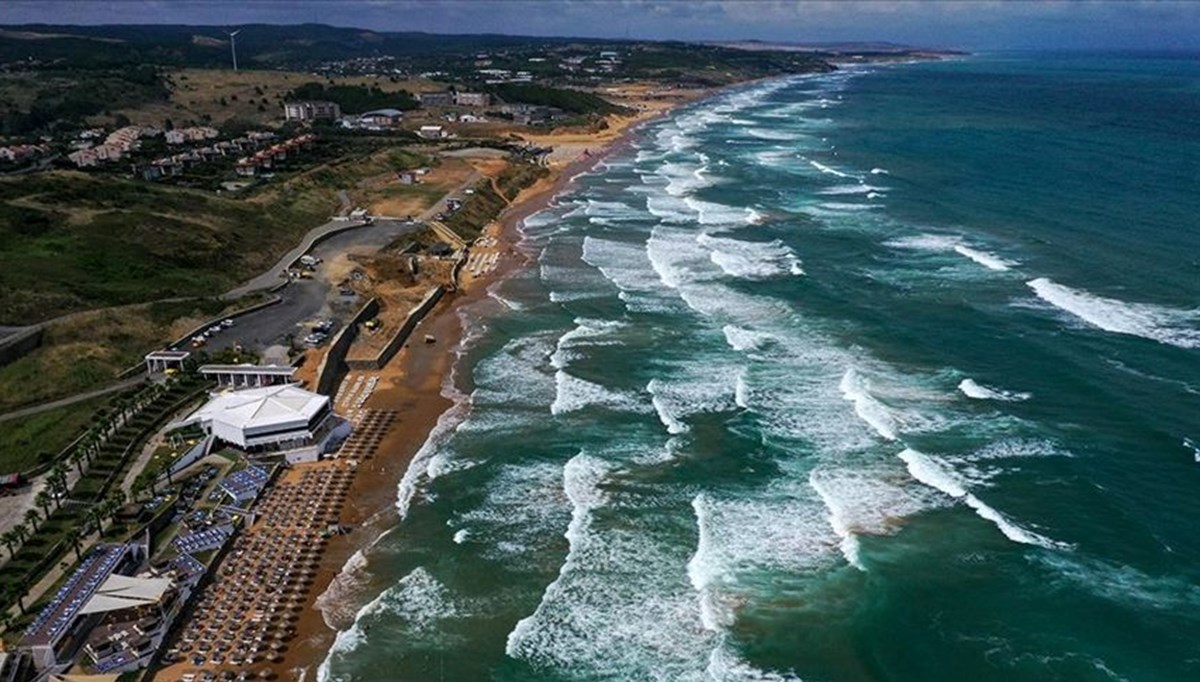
(0, 531, 18, 558)
(63, 527, 83, 561)
(23, 508, 40, 532)
(12, 522, 27, 543)
(3, 585, 27, 616)
(83, 508, 100, 536)
(34, 489, 53, 517)
(48, 466, 68, 503)
(69, 448, 85, 476)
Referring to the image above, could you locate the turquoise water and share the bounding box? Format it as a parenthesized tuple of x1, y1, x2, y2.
(318, 53, 1200, 681)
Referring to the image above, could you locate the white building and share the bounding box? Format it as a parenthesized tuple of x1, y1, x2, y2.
(174, 385, 342, 462)
(283, 101, 342, 121)
(418, 125, 446, 139)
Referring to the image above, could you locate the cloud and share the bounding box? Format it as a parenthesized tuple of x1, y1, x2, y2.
(4, 0, 1200, 49)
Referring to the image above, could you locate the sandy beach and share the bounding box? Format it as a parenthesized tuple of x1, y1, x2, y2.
(251, 97, 698, 681)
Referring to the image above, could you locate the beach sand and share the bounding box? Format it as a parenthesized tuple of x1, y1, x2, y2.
(240, 96, 698, 681)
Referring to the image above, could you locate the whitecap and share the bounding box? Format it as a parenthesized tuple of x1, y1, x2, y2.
(1027, 278, 1200, 349)
(898, 448, 1069, 550)
(958, 378, 1031, 402)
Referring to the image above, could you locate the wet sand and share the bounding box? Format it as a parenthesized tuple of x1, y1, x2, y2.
(266, 104, 686, 681)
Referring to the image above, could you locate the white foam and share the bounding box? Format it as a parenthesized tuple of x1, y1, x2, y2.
(318, 567, 461, 681)
(685, 197, 759, 226)
(809, 466, 937, 571)
(953, 245, 1016, 271)
(722, 325, 775, 352)
(1027, 278, 1200, 349)
(314, 548, 371, 630)
(487, 283, 526, 310)
(688, 490, 841, 633)
(581, 235, 661, 293)
(550, 318, 625, 370)
(807, 159, 854, 178)
(734, 370, 751, 409)
(649, 380, 690, 435)
(819, 183, 885, 196)
(688, 494, 727, 632)
(647, 371, 741, 436)
(887, 233, 1018, 272)
(839, 368, 899, 441)
(552, 370, 646, 416)
(958, 378, 1031, 402)
(706, 645, 804, 681)
(504, 455, 716, 678)
(698, 233, 803, 280)
(898, 449, 1068, 550)
(870, 167, 889, 175)
(646, 194, 695, 224)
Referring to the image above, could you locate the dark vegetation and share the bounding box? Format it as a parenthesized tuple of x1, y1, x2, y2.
(0, 65, 168, 135)
(444, 161, 547, 240)
(285, 82, 417, 113)
(0, 172, 328, 323)
(489, 83, 630, 116)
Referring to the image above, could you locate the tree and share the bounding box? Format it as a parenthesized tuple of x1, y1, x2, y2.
(3, 585, 26, 616)
(0, 531, 17, 558)
(70, 448, 85, 476)
(12, 522, 27, 543)
(64, 527, 82, 561)
(34, 489, 53, 517)
(23, 508, 40, 532)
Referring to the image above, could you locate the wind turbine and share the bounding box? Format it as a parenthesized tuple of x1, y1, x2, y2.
(228, 29, 241, 71)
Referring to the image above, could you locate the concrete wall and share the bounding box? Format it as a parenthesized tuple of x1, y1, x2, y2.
(315, 298, 379, 396)
(345, 286, 445, 372)
(0, 325, 43, 368)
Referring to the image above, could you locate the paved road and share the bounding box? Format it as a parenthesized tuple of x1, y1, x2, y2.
(0, 377, 144, 424)
(205, 219, 422, 354)
(221, 219, 369, 300)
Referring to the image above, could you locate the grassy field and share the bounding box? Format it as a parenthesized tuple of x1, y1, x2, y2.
(0, 395, 111, 474)
(112, 68, 441, 129)
(0, 137, 425, 324)
(0, 299, 228, 412)
(0, 171, 329, 323)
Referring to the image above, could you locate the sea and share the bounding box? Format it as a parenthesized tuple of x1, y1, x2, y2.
(317, 52, 1200, 681)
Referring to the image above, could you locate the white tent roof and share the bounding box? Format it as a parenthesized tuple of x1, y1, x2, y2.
(186, 384, 328, 433)
(79, 575, 172, 615)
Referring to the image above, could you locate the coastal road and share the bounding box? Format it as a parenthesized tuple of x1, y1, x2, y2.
(221, 218, 369, 300)
(206, 219, 423, 354)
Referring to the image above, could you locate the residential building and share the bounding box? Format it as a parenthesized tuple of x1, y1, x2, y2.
(415, 91, 454, 107)
(283, 100, 342, 121)
(418, 125, 447, 139)
(454, 91, 491, 107)
(0, 144, 48, 163)
(358, 108, 405, 127)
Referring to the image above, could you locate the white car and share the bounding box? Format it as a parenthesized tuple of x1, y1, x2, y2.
(221, 319, 235, 328)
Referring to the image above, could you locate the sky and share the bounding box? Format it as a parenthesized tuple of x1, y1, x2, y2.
(4, 0, 1200, 51)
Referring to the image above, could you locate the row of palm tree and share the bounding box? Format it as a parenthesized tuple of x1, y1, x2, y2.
(0, 377, 197, 626)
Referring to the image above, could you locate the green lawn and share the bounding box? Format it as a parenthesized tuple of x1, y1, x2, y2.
(0, 395, 110, 474)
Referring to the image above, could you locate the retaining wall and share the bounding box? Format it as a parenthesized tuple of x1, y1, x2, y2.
(315, 298, 379, 396)
(345, 286, 446, 372)
(0, 325, 43, 368)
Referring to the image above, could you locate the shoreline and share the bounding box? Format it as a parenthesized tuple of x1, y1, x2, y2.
(277, 100, 684, 680)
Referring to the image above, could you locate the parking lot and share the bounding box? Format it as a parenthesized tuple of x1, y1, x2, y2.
(198, 219, 421, 356)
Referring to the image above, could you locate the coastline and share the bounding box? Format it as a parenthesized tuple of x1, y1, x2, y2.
(278, 100, 684, 681)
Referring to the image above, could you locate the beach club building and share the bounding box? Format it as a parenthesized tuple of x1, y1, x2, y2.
(172, 385, 345, 462)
